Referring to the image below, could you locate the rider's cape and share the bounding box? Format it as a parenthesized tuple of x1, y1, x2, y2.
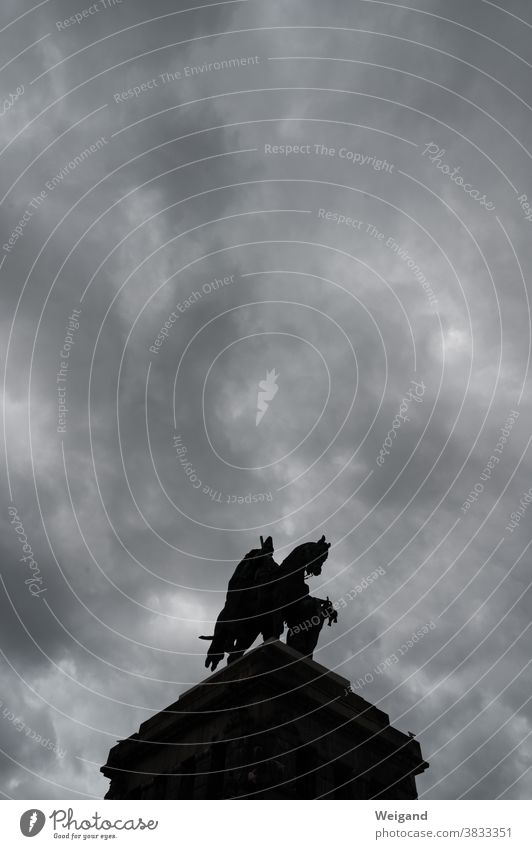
(223, 545, 277, 625)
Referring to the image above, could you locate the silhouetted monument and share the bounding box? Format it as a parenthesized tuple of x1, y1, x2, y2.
(199, 534, 337, 670)
(101, 536, 429, 799)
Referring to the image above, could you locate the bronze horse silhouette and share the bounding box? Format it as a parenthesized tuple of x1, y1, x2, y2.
(200, 535, 337, 671)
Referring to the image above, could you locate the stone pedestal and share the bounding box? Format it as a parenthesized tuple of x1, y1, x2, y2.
(101, 640, 428, 799)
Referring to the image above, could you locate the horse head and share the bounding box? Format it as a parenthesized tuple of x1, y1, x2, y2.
(281, 534, 331, 577)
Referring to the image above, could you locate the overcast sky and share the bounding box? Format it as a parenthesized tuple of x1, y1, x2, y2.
(1, 0, 532, 800)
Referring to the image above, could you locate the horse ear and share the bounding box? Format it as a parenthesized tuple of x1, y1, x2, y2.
(262, 535, 274, 553)
(319, 534, 325, 543)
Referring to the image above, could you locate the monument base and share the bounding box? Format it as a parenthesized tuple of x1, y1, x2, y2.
(101, 640, 429, 799)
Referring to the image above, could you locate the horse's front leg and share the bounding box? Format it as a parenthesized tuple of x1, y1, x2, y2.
(286, 597, 324, 659)
(227, 628, 260, 664)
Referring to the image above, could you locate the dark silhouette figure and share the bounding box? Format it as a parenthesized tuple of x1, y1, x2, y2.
(103, 537, 429, 800)
(199, 535, 337, 670)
